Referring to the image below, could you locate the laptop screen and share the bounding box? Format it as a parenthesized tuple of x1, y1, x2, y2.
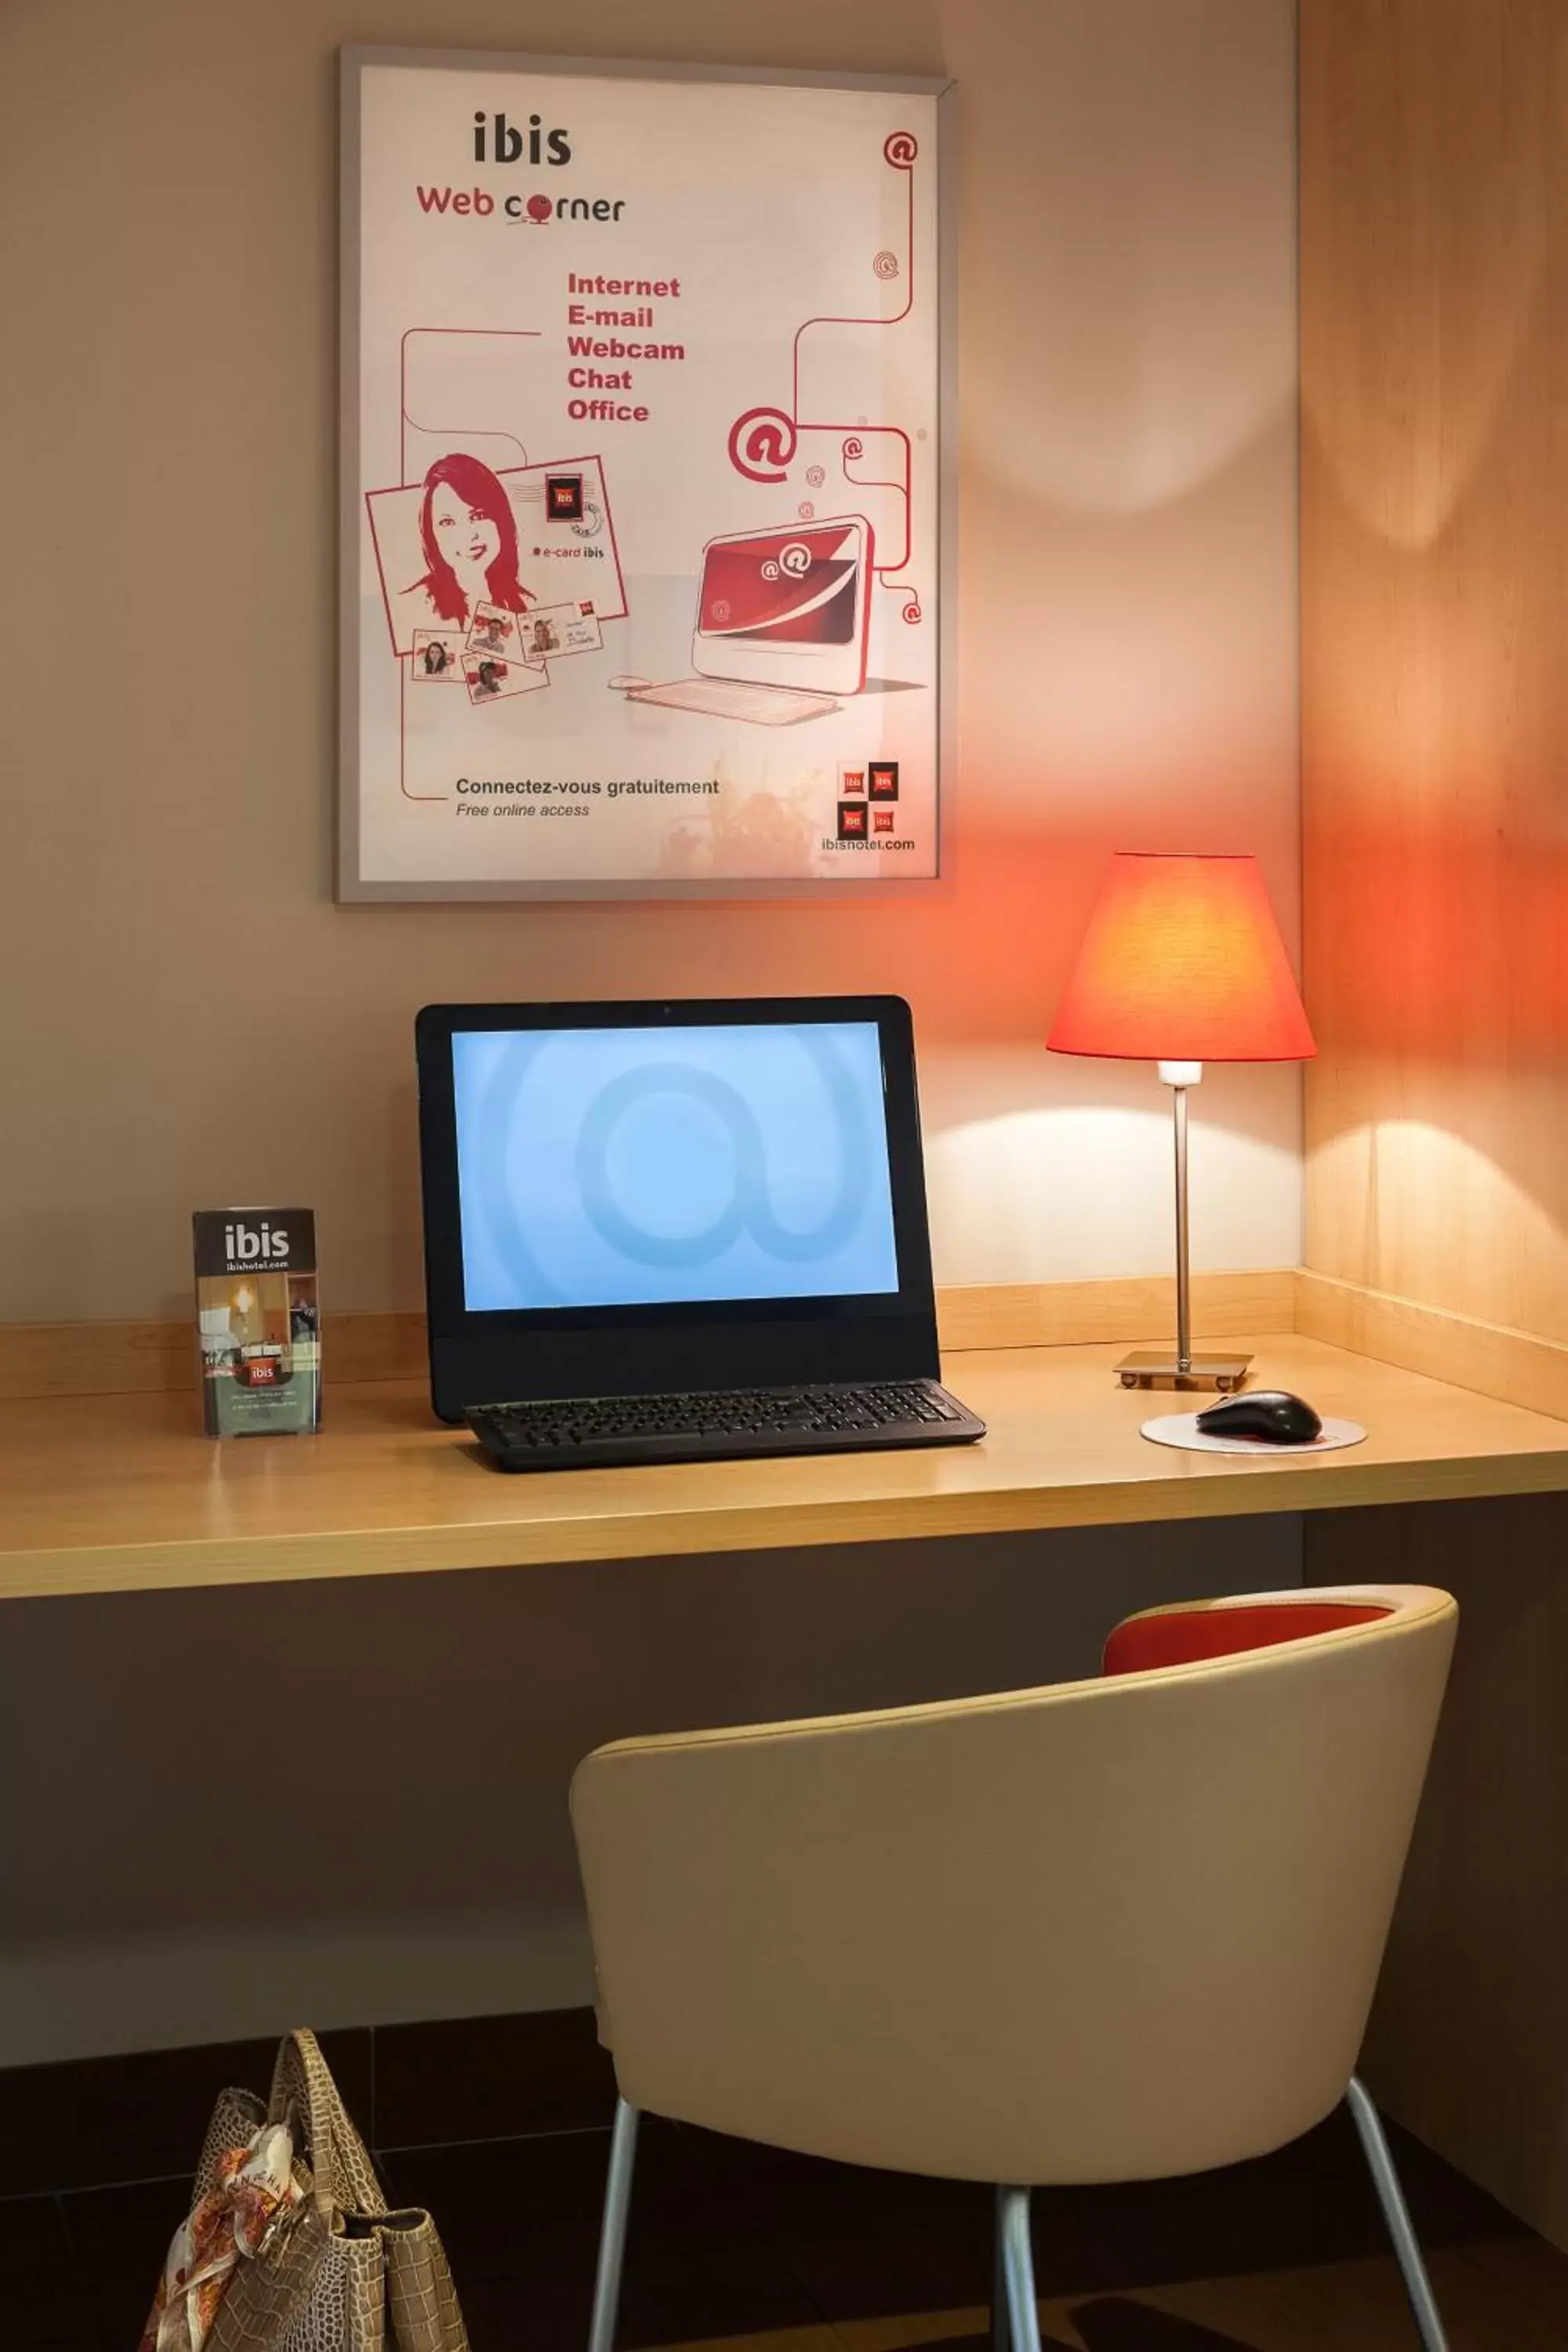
(452, 1020, 900, 1313)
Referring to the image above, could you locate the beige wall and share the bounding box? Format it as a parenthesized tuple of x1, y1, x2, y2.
(0, 0, 1302, 2060)
(0, 0, 1301, 1323)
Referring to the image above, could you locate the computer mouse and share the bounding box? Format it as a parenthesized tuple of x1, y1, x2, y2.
(608, 674, 651, 693)
(1196, 1390, 1323, 1444)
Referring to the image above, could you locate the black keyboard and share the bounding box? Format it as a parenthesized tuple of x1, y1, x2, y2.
(466, 1377, 986, 1473)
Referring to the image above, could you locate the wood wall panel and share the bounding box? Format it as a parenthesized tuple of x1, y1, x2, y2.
(1295, 1268, 1568, 1424)
(0, 1273, 1297, 1403)
(1301, 0, 1568, 2251)
(1301, 0, 1568, 1336)
(0, 1309, 428, 1403)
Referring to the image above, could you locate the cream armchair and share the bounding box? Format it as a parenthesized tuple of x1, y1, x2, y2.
(571, 1583, 1457, 2352)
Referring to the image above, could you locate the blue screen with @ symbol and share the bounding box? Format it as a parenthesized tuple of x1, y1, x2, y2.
(452, 1022, 900, 1312)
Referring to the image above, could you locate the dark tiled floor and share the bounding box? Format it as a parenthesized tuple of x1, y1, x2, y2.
(375, 2006, 615, 2151)
(32, 2106, 1568, 2351)
(0, 2026, 372, 2199)
(61, 2176, 191, 2343)
(2, 2194, 83, 2351)
(1064, 2307, 1259, 2350)
(12, 2015, 1568, 2350)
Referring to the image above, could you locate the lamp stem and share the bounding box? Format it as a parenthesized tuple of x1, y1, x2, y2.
(1172, 1083, 1191, 1375)
(1157, 1060, 1203, 1377)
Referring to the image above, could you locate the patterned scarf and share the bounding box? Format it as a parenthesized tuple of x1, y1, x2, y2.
(139, 2122, 303, 2352)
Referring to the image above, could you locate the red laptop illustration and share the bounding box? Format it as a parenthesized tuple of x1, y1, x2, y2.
(615, 515, 875, 726)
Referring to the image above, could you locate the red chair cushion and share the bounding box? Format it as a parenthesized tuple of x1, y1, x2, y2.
(1103, 1600, 1393, 1678)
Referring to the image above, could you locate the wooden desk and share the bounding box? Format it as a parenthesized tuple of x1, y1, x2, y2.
(5, 1315, 1568, 2248)
(4, 1330, 1568, 1602)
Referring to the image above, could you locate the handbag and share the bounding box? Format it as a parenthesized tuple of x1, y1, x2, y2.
(146, 2027, 470, 2352)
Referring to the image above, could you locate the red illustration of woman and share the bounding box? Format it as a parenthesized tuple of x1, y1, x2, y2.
(404, 453, 535, 629)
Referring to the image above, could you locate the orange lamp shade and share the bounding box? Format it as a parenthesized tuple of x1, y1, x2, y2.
(1047, 853, 1316, 1063)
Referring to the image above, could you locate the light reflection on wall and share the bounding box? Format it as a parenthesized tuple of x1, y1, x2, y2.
(921, 1044, 1303, 1287)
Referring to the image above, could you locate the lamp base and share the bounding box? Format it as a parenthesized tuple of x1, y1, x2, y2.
(1114, 1349, 1252, 1393)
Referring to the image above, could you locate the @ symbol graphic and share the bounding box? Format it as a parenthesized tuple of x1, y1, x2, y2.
(576, 1061, 864, 1265)
(470, 1036, 869, 1297)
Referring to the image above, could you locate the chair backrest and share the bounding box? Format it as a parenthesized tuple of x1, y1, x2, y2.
(570, 1583, 1456, 2185)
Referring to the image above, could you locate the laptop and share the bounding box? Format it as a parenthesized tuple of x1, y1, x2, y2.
(414, 996, 985, 1472)
(610, 516, 873, 726)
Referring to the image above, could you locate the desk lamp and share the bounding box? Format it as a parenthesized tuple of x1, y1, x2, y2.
(1048, 852, 1316, 1391)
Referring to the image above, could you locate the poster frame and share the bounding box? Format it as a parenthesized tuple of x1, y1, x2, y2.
(337, 45, 956, 903)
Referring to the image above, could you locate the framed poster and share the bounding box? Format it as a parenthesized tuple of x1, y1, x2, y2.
(339, 49, 953, 900)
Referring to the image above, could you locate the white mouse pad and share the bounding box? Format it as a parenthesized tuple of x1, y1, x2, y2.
(1141, 1412, 1367, 1457)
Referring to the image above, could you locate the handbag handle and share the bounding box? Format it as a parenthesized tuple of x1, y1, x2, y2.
(267, 2029, 385, 2223)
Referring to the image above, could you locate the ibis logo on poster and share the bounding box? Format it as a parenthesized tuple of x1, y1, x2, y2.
(472, 111, 572, 165)
(415, 113, 626, 225)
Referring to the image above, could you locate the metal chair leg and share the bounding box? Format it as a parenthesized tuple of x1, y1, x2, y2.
(999, 2183, 1043, 2352)
(587, 2096, 641, 2352)
(1347, 2076, 1451, 2352)
(992, 2183, 1013, 2350)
